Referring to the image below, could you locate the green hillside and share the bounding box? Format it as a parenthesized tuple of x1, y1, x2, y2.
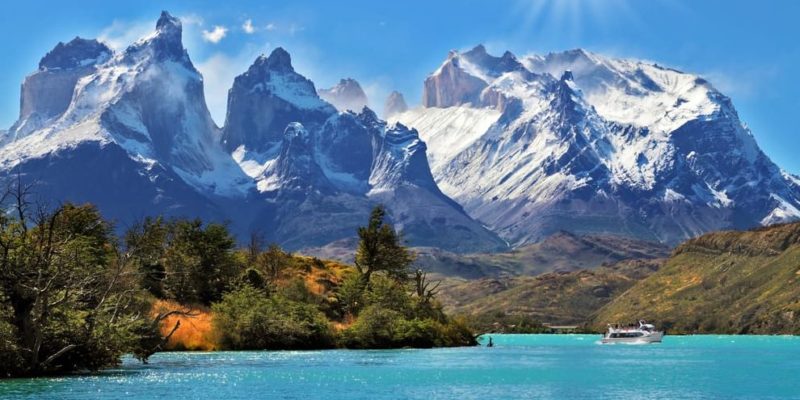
(439, 259, 663, 325)
(593, 222, 800, 334)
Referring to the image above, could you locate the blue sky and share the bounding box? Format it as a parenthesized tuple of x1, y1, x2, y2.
(2, 0, 799, 172)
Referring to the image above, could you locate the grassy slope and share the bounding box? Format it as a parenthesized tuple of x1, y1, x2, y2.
(415, 232, 670, 278)
(439, 259, 663, 325)
(593, 222, 800, 334)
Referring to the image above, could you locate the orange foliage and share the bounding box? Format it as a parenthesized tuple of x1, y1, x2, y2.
(153, 300, 219, 351)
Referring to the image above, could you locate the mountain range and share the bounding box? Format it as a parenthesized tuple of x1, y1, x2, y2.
(392, 45, 800, 246)
(2, 11, 798, 254)
(0, 12, 502, 252)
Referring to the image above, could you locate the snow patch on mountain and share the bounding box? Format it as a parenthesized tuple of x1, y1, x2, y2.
(250, 67, 332, 110)
(390, 106, 500, 174)
(762, 194, 800, 225)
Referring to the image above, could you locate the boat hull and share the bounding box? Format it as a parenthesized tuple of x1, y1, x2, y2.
(601, 331, 663, 344)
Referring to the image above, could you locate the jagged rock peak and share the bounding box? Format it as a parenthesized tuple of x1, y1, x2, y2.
(460, 44, 525, 76)
(561, 70, 574, 82)
(252, 47, 294, 73)
(38, 37, 111, 70)
(464, 44, 488, 57)
(336, 78, 361, 88)
(355, 106, 382, 128)
(125, 11, 185, 62)
(384, 90, 408, 117)
(558, 48, 597, 61)
(318, 78, 369, 112)
(156, 10, 182, 32)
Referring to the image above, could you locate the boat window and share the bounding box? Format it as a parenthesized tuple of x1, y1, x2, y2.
(609, 332, 644, 338)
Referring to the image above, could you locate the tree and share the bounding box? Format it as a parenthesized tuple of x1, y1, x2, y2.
(257, 244, 292, 282)
(354, 206, 414, 286)
(124, 218, 239, 305)
(413, 269, 441, 305)
(124, 217, 169, 298)
(246, 231, 264, 266)
(0, 181, 152, 376)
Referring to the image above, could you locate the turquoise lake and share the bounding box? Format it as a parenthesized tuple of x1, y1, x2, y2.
(2, 334, 799, 399)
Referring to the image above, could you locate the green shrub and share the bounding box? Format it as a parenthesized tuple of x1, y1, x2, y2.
(212, 286, 335, 350)
(340, 305, 476, 349)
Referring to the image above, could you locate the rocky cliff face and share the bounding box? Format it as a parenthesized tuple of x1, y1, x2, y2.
(0, 12, 243, 228)
(7, 38, 111, 140)
(395, 45, 800, 245)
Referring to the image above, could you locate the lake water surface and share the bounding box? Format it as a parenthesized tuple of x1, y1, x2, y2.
(2, 334, 799, 399)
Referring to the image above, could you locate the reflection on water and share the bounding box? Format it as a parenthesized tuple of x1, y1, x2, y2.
(2, 335, 799, 400)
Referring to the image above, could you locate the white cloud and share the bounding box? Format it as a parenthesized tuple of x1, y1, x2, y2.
(202, 26, 228, 43)
(98, 19, 153, 50)
(288, 24, 305, 35)
(362, 79, 393, 117)
(702, 67, 780, 101)
(180, 14, 204, 27)
(242, 19, 255, 34)
(265, 23, 277, 31)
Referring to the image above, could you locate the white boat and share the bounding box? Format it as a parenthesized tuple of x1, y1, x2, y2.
(601, 320, 664, 344)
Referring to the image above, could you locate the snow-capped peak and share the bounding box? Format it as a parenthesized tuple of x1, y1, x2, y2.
(4, 38, 112, 141)
(522, 49, 719, 135)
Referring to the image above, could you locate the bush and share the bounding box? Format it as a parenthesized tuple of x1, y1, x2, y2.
(212, 286, 335, 350)
(340, 305, 476, 349)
